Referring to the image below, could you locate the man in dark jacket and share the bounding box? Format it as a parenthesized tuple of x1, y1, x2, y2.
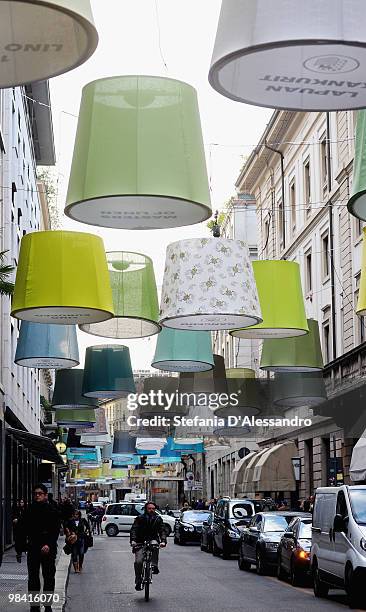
(130, 501, 167, 590)
(17, 484, 61, 612)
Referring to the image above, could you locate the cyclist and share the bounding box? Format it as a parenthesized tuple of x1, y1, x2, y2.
(130, 501, 167, 591)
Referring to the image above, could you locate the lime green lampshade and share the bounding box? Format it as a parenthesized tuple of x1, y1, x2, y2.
(0, 0, 98, 88)
(230, 260, 308, 339)
(11, 231, 114, 325)
(79, 251, 160, 338)
(356, 228, 366, 315)
(349, 111, 366, 221)
(273, 373, 327, 408)
(55, 408, 96, 426)
(65, 75, 211, 230)
(151, 328, 214, 372)
(82, 345, 135, 399)
(261, 319, 324, 372)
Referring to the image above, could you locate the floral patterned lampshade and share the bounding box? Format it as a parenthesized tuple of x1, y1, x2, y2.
(159, 238, 261, 330)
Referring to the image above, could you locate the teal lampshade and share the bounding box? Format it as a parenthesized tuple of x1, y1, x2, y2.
(151, 328, 214, 372)
(15, 321, 79, 369)
(260, 319, 324, 372)
(273, 373, 327, 408)
(52, 369, 98, 409)
(138, 377, 189, 418)
(82, 345, 135, 399)
(79, 251, 160, 339)
(65, 75, 211, 230)
(349, 111, 366, 220)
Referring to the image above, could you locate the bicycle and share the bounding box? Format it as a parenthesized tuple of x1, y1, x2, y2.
(135, 540, 160, 602)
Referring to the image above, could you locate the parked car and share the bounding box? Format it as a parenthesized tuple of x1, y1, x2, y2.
(277, 516, 312, 585)
(238, 511, 311, 574)
(101, 502, 174, 537)
(212, 498, 256, 559)
(174, 510, 213, 545)
(311, 485, 366, 607)
(200, 512, 215, 552)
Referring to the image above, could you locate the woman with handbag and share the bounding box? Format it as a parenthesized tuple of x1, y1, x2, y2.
(64, 510, 91, 573)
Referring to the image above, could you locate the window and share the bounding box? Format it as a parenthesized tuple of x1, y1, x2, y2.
(290, 179, 296, 233)
(354, 273, 365, 344)
(320, 136, 329, 196)
(304, 159, 311, 217)
(321, 232, 330, 279)
(354, 217, 364, 240)
(336, 491, 348, 520)
(278, 199, 285, 251)
(263, 218, 269, 258)
(322, 306, 332, 363)
(305, 250, 312, 294)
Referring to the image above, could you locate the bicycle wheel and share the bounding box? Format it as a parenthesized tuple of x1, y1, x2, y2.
(144, 562, 150, 602)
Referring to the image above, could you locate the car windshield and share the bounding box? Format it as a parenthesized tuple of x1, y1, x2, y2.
(182, 511, 210, 523)
(263, 515, 292, 532)
(230, 503, 254, 519)
(298, 522, 312, 538)
(349, 489, 366, 525)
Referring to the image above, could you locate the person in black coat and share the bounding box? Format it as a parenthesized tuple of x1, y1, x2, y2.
(130, 501, 167, 590)
(64, 510, 91, 573)
(17, 484, 61, 612)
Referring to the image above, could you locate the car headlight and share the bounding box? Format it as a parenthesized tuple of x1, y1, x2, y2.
(264, 542, 278, 550)
(227, 529, 240, 539)
(181, 522, 194, 532)
(360, 538, 366, 551)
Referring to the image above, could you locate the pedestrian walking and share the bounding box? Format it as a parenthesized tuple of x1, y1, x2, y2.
(12, 499, 26, 562)
(64, 510, 92, 573)
(17, 483, 61, 612)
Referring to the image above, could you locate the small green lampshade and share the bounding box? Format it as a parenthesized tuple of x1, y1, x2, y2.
(356, 228, 366, 315)
(82, 345, 135, 399)
(260, 319, 324, 372)
(349, 111, 366, 220)
(215, 367, 262, 417)
(151, 328, 214, 372)
(55, 408, 96, 425)
(273, 373, 327, 408)
(230, 260, 308, 339)
(65, 75, 211, 230)
(80, 251, 160, 338)
(11, 231, 114, 325)
(52, 369, 99, 409)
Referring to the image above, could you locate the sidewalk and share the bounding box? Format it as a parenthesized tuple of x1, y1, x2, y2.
(0, 540, 70, 611)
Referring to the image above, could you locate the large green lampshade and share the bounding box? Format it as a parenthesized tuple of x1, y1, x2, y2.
(151, 328, 214, 372)
(349, 112, 366, 220)
(215, 368, 262, 417)
(52, 369, 98, 409)
(230, 260, 308, 339)
(356, 228, 366, 316)
(261, 319, 324, 372)
(82, 345, 135, 399)
(79, 251, 160, 338)
(65, 75, 211, 230)
(11, 231, 114, 325)
(0, 1, 98, 88)
(273, 373, 327, 408)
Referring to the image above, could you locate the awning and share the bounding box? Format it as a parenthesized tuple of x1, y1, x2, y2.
(7, 427, 64, 466)
(242, 448, 270, 497)
(252, 441, 297, 493)
(350, 435, 366, 482)
(230, 452, 257, 496)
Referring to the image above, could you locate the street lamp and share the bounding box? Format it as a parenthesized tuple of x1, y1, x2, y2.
(55, 441, 67, 454)
(291, 457, 301, 482)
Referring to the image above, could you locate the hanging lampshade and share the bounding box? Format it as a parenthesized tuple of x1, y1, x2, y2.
(112, 431, 137, 455)
(174, 437, 203, 445)
(160, 237, 261, 330)
(348, 112, 366, 220)
(0, 1, 98, 88)
(273, 373, 327, 408)
(82, 345, 135, 399)
(137, 376, 189, 418)
(209, 0, 366, 111)
(52, 369, 99, 409)
(151, 327, 214, 372)
(164, 437, 205, 453)
(129, 426, 170, 438)
(80, 433, 111, 447)
(213, 420, 251, 438)
(174, 405, 217, 438)
(135, 438, 167, 452)
(65, 75, 211, 230)
(55, 408, 96, 426)
(15, 321, 79, 369)
(79, 251, 160, 339)
(356, 228, 366, 315)
(204, 436, 231, 451)
(178, 354, 228, 402)
(215, 368, 262, 418)
(11, 231, 114, 325)
(260, 319, 324, 372)
(230, 261, 308, 339)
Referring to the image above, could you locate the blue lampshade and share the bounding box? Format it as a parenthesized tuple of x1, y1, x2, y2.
(146, 456, 181, 464)
(15, 321, 79, 368)
(82, 344, 135, 399)
(112, 431, 137, 455)
(164, 437, 205, 454)
(151, 328, 214, 372)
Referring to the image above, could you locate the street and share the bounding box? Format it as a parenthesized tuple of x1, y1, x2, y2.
(65, 535, 353, 612)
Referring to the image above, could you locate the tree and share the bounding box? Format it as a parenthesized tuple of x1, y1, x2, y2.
(37, 167, 61, 229)
(0, 250, 15, 296)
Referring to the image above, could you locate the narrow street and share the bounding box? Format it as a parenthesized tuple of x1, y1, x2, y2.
(65, 535, 352, 612)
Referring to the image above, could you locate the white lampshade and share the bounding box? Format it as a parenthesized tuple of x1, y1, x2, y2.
(174, 437, 203, 445)
(160, 237, 261, 330)
(135, 438, 167, 452)
(209, 0, 366, 111)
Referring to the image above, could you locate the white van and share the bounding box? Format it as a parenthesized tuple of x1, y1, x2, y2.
(311, 485, 366, 606)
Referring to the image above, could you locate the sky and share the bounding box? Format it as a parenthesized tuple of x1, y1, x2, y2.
(49, 0, 272, 370)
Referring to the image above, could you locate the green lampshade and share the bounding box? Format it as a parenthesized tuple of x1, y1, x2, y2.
(261, 319, 323, 372)
(52, 369, 99, 409)
(349, 111, 366, 220)
(230, 260, 308, 339)
(273, 373, 327, 408)
(80, 252, 160, 338)
(151, 328, 214, 372)
(82, 345, 135, 399)
(65, 75, 211, 230)
(178, 354, 228, 399)
(356, 228, 366, 316)
(215, 367, 262, 417)
(11, 231, 114, 325)
(55, 408, 96, 425)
